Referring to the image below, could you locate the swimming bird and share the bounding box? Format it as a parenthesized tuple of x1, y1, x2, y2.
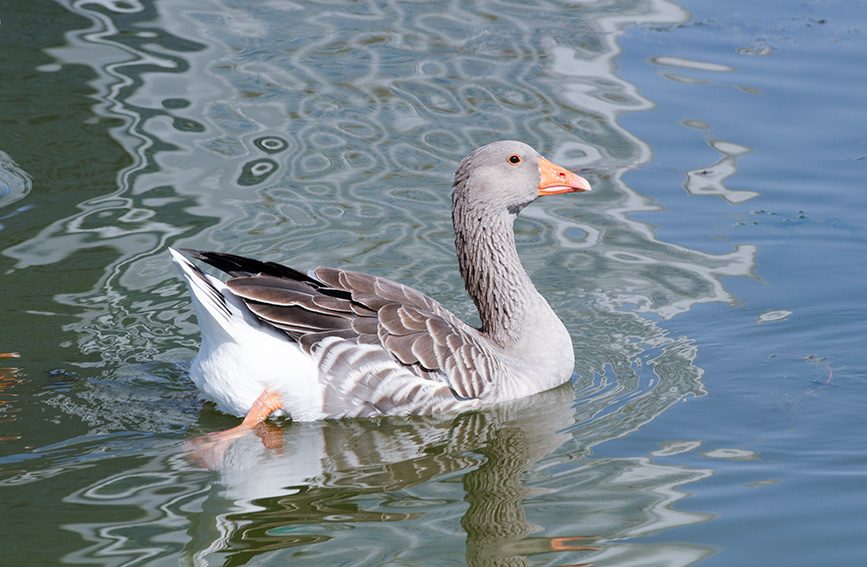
(171, 140, 591, 432)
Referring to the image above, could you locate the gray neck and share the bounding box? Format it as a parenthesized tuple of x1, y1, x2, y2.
(452, 191, 547, 347)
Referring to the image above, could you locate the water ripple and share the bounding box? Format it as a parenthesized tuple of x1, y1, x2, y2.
(0, 0, 760, 562)
(0, 151, 32, 211)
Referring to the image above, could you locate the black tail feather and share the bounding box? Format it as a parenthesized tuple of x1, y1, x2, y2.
(180, 248, 320, 284)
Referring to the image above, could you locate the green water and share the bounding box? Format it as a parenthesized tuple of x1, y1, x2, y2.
(1, 0, 865, 565)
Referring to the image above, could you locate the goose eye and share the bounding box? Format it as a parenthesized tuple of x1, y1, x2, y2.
(508, 155, 521, 164)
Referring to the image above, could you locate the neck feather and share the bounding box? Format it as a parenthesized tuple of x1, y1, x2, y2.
(452, 190, 543, 346)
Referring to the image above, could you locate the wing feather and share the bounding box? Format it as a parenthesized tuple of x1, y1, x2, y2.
(184, 250, 504, 401)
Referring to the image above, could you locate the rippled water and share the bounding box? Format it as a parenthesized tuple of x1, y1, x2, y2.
(1, 0, 865, 565)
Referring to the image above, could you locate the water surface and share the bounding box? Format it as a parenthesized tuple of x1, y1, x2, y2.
(0, 0, 865, 565)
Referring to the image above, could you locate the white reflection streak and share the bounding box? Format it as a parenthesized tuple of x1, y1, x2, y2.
(7, 1, 183, 268)
(610, 457, 714, 534)
(685, 139, 762, 203)
(529, 0, 759, 319)
(62, 451, 209, 567)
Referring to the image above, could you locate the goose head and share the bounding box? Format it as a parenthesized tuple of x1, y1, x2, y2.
(452, 140, 591, 216)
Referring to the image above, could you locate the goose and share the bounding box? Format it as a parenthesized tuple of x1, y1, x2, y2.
(171, 140, 591, 433)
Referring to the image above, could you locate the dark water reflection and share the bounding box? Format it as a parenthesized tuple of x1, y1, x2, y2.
(0, 0, 765, 564)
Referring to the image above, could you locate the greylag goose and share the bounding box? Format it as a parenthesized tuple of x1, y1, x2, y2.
(171, 140, 591, 430)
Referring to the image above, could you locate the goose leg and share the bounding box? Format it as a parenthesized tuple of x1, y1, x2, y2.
(549, 536, 597, 551)
(239, 389, 283, 428)
(185, 389, 284, 468)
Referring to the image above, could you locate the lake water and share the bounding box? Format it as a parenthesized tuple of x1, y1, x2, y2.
(1, 0, 865, 565)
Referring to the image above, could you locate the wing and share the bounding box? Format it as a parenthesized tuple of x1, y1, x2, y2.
(183, 249, 504, 400)
(311, 266, 505, 400)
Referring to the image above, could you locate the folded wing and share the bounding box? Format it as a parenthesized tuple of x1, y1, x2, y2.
(183, 249, 503, 401)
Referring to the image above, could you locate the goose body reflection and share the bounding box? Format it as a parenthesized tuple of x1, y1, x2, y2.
(186, 385, 584, 567)
(171, 141, 590, 428)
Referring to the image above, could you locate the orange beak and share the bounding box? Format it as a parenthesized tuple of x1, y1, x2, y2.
(538, 156, 592, 195)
